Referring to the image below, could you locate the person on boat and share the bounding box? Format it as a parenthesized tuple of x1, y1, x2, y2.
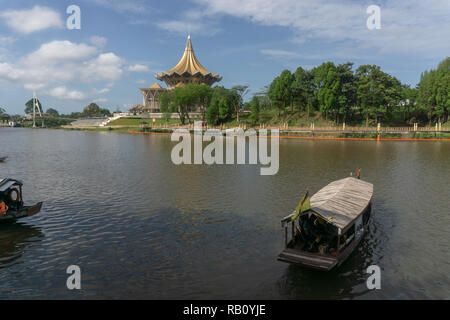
(0, 201, 8, 215)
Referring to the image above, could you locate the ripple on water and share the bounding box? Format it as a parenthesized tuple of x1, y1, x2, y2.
(0, 128, 449, 299)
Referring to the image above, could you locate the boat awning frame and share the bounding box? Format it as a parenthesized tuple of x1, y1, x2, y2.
(281, 177, 373, 231)
(0, 178, 22, 192)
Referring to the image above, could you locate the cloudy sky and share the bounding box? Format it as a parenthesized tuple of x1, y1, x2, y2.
(0, 0, 449, 114)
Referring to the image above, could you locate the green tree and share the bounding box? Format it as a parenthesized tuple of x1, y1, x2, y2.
(25, 98, 43, 114)
(205, 86, 236, 125)
(249, 95, 260, 124)
(83, 103, 101, 117)
(46, 108, 59, 116)
(268, 70, 293, 116)
(191, 83, 213, 121)
(99, 108, 112, 117)
(417, 58, 450, 125)
(231, 85, 249, 123)
(206, 98, 220, 125)
(335, 62, 357, 124)
(400, 85, 419, 123)
(159, 85, 196, 124)
(311, 62, 339, 121)
(356, 65, 402, 126)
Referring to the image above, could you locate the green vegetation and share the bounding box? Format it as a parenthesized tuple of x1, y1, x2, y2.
(82, 102, 111, 117)
(263, 58, 449, 127)
(158, 83, 240, 125)
(157, 58, 449, 128)
(24, 98, 43, 114)
(16, 100, 115, 128)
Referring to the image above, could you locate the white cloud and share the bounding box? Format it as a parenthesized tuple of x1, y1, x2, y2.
(156, 8, 221, 36)
(127, 64, 149, 72)
(92, 87, 110, 94)
(193, 0, 450, 56)
(81, 53, 123, 82)
(49, 86, 85, 100)
(25, 41, 98, 65)
(0, 40, 124, 98)
(261, 49, 302, 60)
(0, 6, 63, 34)
(0, 62, 23, 81)
(91, 0, 150, 14)
(89, 36, 107, 48)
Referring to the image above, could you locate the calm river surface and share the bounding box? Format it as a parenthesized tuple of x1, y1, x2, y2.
(0, 128, 449, 299)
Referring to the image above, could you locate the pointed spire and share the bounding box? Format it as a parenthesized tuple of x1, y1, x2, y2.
(160, 35, 211, 75)
(186, 35, 193, 52)
(155, 35, 222, 88)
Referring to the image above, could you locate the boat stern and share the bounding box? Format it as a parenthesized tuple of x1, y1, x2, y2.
(278, 248, 338, 271)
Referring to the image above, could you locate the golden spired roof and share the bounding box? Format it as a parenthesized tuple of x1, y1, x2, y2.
(156, 36, 222, 79)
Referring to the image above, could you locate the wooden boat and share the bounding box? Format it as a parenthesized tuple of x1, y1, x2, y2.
(0, 157, 7, 162)
(278, 177, 373, 271)
(0, 178, 42, 222)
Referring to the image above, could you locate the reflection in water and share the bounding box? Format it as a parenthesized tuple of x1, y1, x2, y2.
(0, 128, 449, 299)
(0, 222, 44, 269)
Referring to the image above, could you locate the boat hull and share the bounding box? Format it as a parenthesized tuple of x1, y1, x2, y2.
(0, 202, 42, 221)
(278, 248, 338, 271)
(278, 217, 370, 271)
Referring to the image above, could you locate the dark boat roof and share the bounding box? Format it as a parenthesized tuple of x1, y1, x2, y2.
(310, 177, 373, 230)
(0, 178, 22, 192)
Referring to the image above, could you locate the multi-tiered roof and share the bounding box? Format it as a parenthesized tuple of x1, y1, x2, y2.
(155, 36, 222, 89)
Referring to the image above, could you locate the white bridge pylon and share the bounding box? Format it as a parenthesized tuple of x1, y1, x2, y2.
(32, 91, 44, 128)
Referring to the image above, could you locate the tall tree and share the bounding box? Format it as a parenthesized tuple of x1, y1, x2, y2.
(46, 108, 59, 116)
(83, 103, 100, 117)
(192, 83, 213, 122)
(249, 95, 260, 124)
(268, 70, 293, 116)
(311, 62, 339, 121)
(159, 85, 197, 124)
(231, 85, 249, 123)
(355, 65, 402, 126)
(335, 62, 357, 124)
(434, 57, 449, 123)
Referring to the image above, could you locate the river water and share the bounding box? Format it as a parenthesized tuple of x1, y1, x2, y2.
(0, 128, 449, 299)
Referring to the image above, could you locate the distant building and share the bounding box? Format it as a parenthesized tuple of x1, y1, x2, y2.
(136, 36, 222, 113)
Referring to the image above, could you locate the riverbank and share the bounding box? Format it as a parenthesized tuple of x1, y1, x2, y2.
(59, 125, 450, 141)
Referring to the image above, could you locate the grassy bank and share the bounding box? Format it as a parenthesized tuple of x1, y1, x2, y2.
(108, 118, 180, 126)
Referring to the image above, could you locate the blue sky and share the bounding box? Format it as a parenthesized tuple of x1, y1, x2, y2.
(0, 0, 449, 114)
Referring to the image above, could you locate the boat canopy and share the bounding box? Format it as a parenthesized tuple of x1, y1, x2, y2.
(309, 177, 373, 230)
(0, 178, 22, 192)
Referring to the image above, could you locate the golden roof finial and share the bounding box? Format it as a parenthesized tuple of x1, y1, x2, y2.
(155, 35, 222, 88)
(160, 36, 216, 76)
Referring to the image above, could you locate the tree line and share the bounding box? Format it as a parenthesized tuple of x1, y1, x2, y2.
(159, 57, 449, 127)
(23, 100, 113, 118)
(263, 57, 449, 126)
(158, 83, 248, 125)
